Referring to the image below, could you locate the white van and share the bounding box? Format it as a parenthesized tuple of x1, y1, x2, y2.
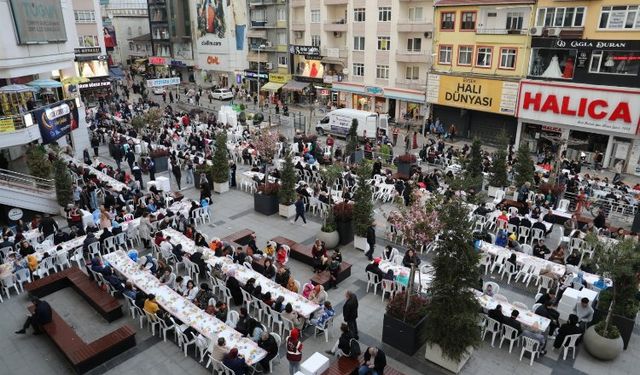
(316, 109, 388, 139)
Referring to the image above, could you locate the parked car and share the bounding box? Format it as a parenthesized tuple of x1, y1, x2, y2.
(212, 88, 234, 100)
(152, 87, 166, 95)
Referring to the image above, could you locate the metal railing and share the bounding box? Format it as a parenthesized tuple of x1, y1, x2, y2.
(476, 28, 526, 35)
(0, 168, 55, 194)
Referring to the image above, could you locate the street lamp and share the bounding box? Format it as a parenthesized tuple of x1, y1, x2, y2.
(256, 44, 265, 109)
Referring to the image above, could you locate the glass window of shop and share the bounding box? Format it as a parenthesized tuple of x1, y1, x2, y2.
(529, 48, 577, 79)
(566, 130, 609, 160)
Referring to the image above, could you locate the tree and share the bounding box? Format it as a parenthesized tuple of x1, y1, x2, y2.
(26, 144, 52, 180)
(53, 158, 73, 207)
(352, 160, 374, 237)
(465, 138, 483, 180)
(387, 193, 440, 250)
(278, 153, 296, 205)
(143, 107, 164, 133)
(489, 134, 509, 187)
(320, 164, 343, 205)
(424, 198, 481, 362)
(513, 144, 535, 188)
(345, 119, 359, 161)
(211, 132, 229, 183)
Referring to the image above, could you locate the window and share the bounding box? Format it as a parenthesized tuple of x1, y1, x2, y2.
(353, 63, 365, 76)
(536, 7, 585, 27)
(377, 36, 390, 50)
(529, 48, 577, 78)
(408, 7, 423, 21)
(407, 38, 422, 52)
(78, 35, 99, 47)
(406, 66, 420, 80)
(441, 12, 455, 30)
(499, 48, 517, 69)
(506, 12, 524, 30)
(475, 47, 492, 67)
(438, 45, 452, 64)
(458, 46, 473, 66)
(376, 65, 389, 79)
(74, 10, 96, 24)
(311, 9, 320, 23)
(589, 50, 640, 75)
(353, 36, 365, 51)
(278, 56, 288, 66)
(127, 27, 132, 37)
(277, 7, 286, 22)
(277, 31, 287, 46)
(599, 6, 639, 29)
(252, 8, 265, 22)
(311, 35, 321, 47)
(128, 41, 135, 51)
(378, 7, 391, 22)
(354, 8, 365, 22)
(461, 12, 476, 30)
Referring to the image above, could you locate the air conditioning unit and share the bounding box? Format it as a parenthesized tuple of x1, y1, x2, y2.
(265, 41, 272, 47)
(529, 27, 543, 36)
(266, 62, 273, 70)
(547, 27, 561, 37)
(424, 31, 432, 39)
(295, 31, 303, 38)
(333, 32, 342, 37)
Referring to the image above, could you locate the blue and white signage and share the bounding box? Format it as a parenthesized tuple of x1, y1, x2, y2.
(146, 77, 181, 88)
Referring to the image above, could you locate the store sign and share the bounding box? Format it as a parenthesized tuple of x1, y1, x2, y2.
(33, 99, 79, 144)
(8, 208, 23, 221)
(517, 81, 640, 135)
(365, 86, 384, 96)
(146, 77, 181, 88)
(74, 60, 109, 79)
(149, 56, 168, 65)
(533, 38, 640, 51)
(74, 47, 102, 55)
(427, 74, 519, 115)
(244, 71, 268, 80)
(541, 125, 562, 133)
(206, 56, 221, 65)
(0, 118, 16, 133)
(78, 81, 112, 89)
(170, 60, 188, 68)
(268, 73, 291, 84)
(8, 0, 67, 44)
(289, 45, 321, 57)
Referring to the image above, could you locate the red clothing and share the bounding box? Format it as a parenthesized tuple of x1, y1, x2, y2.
(286, 329, 303, 362)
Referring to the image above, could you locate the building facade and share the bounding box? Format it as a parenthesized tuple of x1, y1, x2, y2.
(290, 0, 433, 120)
(102, 0, 149, 66)
(430, 0, 535, 142)
(514, 0, 640, 174)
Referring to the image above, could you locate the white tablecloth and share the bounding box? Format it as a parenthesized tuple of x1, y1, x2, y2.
(475, 290, 550, 332)
(378, 260, 432, 292)
(478, 241, 565, 278)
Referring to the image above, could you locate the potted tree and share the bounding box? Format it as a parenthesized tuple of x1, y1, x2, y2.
(26, 144, 52, 181)
(317, 210, 339, 249)
(344, 119, 363, 163)
(353, 161, 374, 251)
(53, 158, 73, 209)
(333, 202, 354, 245)
(424, 198, 481, 373)
(395, 154, 417, 179)
(149, 148, 170, 173)
(461, 138, 484, 193)
(583, 236, 640, 359)
(254, 182, 280, 215)
(382, 292, 429, 355)
(212, 132, 230, 193)
(513, 143, 535, 188)
(253, 131, 279, 178)
(278, 153, 297, 218)
(387, 193, 440, 251)
(487, 135, 509, 197)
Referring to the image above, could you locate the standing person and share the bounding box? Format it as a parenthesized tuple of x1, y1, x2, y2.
(162, 91, 166, 103)
(343, 291, 359, 339)
(172, 161, 182, 190)
(132, 162, 143, 190)
(229, 160, 237, 188)
(169, 91, 174, 103)
(392, 127, 399, 146)
(91, 134, 100, 157)
(292, 194, 306, 224)
(15, 296, 52, 334)
(286, 328, 303, 375)
(126, 149, 135, 171)
(39, 213, 59, 238)
(449, 124, 457, 141)
(613, 159, 624, 184)
(365, 222, 376, 261)
(412, 131, 418, 149)
(148, 157, 156, 181)
(185, 159, 194, 185)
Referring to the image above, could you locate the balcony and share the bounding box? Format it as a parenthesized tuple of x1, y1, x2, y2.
(250, 20, 277, 29)
(291, 23, 305, 31)
(321, 47, 348, 68)
(397, 20, 433, 33)
(395, 78, 426, 91)
(476, 28, 527, 35)
(247, 52, 269, 63)
(247, 29, 267, 38)
(249, 0, 285, 6)
(324, 0, 348, 4)
(395, 50, 429, 63)
(324, 20, 347, 32)
(291, 0, 305, 7)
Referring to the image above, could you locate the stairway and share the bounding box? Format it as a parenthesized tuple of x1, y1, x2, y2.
(0, 169, 60, 214)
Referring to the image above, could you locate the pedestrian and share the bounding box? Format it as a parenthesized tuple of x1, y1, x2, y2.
(365, 222, 376, 261)
(404, 133, 410, 153)
(15, 296, 52, 335)
(169, 91, 174, 103)
(132, 162, 143, 190)
(449, 124, 457, 141)
(229, 161, 237, 188)
(292, 194, 306, 224)
(172, 160, 182, 190)
(392, 127, 399, 146)
(91, 134, 100, 157)
(126, 149, 135, 171)
(286, 328, 303, 375)
(196, 93, 201, 106)
(83, 148, 92, 165)
(185, 159, 194, 185)
(343, 291, 359, 339)
(275, 104, 280, 115)
(253, 94, 258, 107)
(148, 158, 156, 181)
(162, 92, 166, 103)
(113, 145, 123, 170)
(209, 90, 213, 104)
(412, 131, 418, 149)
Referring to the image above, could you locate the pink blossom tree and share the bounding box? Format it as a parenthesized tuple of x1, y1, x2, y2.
(387, 193, 441, 250)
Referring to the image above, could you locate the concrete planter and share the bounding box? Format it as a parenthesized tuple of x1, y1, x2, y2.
(279, 204, 296, 218)
(353, 235, 368, 251)
(152, 156, 169, 173)
(254, 194, 279, 215)
(592, 308, 636, 350)
(396, 162, 413, 178)
(213, 182, 229, 194)
(425, 343, 472, 374)
(317, 230, 339, 250)
(382, 314, 428, 356)
(336, 219, 354, 245)
(583, 325, 624, 360)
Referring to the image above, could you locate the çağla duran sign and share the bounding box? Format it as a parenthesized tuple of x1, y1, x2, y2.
(517, 80, 640, 135)
(426, 74, 519, 115)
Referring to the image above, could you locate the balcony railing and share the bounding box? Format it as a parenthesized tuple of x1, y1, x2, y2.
(397, 20, 433, 33)
(395, 50, 429, 63)
(324, 20, 347, 32)
(291, 0, 305, 7)
(395, 78, 426, 90)
(291, 23, 305, 31)
(250, 20, 277, 28)
(324, 0, 348, 4)
(476, 28, 526, 35)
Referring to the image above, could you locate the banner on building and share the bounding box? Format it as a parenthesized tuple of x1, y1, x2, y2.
(427, 74, 519, 115)
(146, 77, 181, 87)
(33, 100, 79, 144)
(8, 0, 67, 44)
(195, 0, 246, 71)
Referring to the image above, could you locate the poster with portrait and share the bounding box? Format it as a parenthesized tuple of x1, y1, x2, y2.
(103, 25, 117, 49)
(196, 0, 226, 39)
(33, 99, 79, 144)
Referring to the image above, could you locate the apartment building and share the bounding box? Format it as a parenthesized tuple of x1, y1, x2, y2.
(290, 0, 433, 120)
(102, 0, 150, 66)
(430, 0, 534, 142)
(515, 0, 640, 174)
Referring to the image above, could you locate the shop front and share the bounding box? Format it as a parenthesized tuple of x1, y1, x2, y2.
(426, 73, 519, 142)
(331, 82, 427, 121)
(148, 56, 171, 77)
(71, 55, 112, 106)
(260, 73, 290, 104)
(243, 70, 268, 95)
(516, 80, 640, 175)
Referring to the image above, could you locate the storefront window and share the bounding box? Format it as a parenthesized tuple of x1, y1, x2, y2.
(529, 48, 577, 79)
(568, 130, 609, 153)
(589, 50, 640, 75)
(353, 94, 370, 111)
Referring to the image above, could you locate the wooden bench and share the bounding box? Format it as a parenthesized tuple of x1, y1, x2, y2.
(29, 306, 136, 374)
(221, 229, 255, 246)
(25, 267, 123, 322)
(321, 355, 405, 375)
(310, 263, 352, 289)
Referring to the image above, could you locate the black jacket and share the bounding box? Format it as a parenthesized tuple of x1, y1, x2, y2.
(343, 295, 358, 321)
(338, 331, 354, 354)
(34, 300, 53, 325)
(363, 349, 387, 375)
(366, 226, 376, 244)
(553, 323, 583, 348)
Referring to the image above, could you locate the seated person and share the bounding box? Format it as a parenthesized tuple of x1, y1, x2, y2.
(310, 301, 335, 328)
(565, 249, 581, 266)
(548, 245, 566, 264)
(533, 239, 551, 259)
(325, 323, 355, 357)
(401, 249, 421, 267)
(573, 298, 594, 326)
(365, 258, 385, 283)
(553, 314, 583, 349)
(358, 347, 386, 375)
(488, 304, 504, 323)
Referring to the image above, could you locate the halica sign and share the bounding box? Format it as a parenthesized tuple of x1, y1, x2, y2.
(517, 81, 640, 135)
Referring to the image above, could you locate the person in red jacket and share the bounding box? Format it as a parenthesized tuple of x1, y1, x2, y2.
(286, 328, 303, 375)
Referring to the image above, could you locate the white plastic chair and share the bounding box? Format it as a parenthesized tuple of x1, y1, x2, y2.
(313, 315, 334, 342)
(530, 228, 545, 245)
(1, 275, 20, 298)
(557, 199, 570, 213)
(483, 281, 500, 295)
(501, 262, 518, 284)
(537, 275, 555, 294)
(15, 268, 32, 293)
(87, 241, 101, 259)
(381, 279, 396, 301)
(226, 309, 239, 328)
(366, 271, 381, 294)
(518, 226, 531, 244)
(479, 253, 492, 274)
(145, 312, 162, 336)
(482, 316, 501, 347)
(520, 336, 540, 366)
(268, 333, 282, 372)
(102, 236, 117, 254)
(500, 324, 521, 353)
(493, 189, 505, 204)
(560, 333, 582, 360)
(176, 324, 197, 357)
(158, 315, 176, 342)
(69, 247, 85, 269)
(55, 252, 71, 271)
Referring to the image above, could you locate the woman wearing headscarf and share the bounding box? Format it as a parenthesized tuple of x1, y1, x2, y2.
(222, 348, 248, 375)
(226, 270, 243, 305)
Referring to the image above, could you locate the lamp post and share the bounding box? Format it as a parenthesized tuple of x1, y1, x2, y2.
(256, 44, 265, 110)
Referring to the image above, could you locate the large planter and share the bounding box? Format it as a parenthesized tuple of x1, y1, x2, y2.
(396, 162, 413, 178)
(153, 156, 169, 173)
(382, 313, 428, 356)
(592, 309, 636, 350)
(253, 193, 278, 215)
(583, 325, 624, 360)
(213, 182, 229, 194)
(279, 204, 295, 218)
(317, 230, 339, 250)
(336, 219, 354, 245)
(353, 235, 368, 251)
(425, 343, 472, 374)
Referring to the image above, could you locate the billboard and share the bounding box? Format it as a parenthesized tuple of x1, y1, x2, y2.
(33, 100, 79, 144)
(195, 0, 246, 71)
(147, 77, 181, 88)
(75, 60, 109, 79)
(8, 0, 67, 44)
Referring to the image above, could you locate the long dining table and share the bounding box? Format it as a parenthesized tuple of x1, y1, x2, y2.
(104, 250, 266, 365)
(474, 290, 551, 332)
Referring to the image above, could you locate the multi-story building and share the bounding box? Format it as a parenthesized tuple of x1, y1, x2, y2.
(515, 0, 640, 174)
(290, 0, 433, 119)
(430, 0, 534, 142)
(102, 0, 149, 66)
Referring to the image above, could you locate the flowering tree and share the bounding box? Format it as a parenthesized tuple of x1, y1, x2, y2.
(253, 131, 279, 163)
(387, 193, 441, 250)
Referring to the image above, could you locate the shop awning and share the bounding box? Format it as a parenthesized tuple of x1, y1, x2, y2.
(261, 82, 284, 91)
(109, 67, 125, 81)
(134, 58, 148, 64)
(26, 79, 62, 89)
(321, 57, 345, 66)
(281, 80, 309, 92)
